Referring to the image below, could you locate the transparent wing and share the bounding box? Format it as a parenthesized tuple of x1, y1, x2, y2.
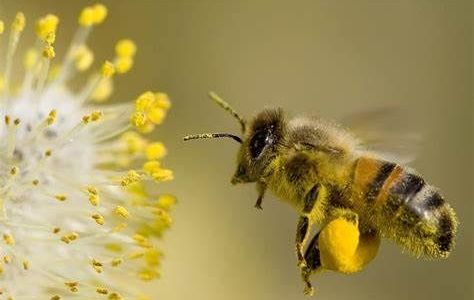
(340, 107, 422, 165)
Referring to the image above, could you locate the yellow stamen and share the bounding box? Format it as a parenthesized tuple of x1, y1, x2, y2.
(12, 12, 26, 32)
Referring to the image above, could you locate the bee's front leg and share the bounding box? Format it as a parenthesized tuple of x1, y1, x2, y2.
(254, 182, 266, 210)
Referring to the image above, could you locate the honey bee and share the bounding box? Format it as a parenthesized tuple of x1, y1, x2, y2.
(184, 92, 459, 295)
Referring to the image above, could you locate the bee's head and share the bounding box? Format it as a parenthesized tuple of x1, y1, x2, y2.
(183, 93, 285, 185)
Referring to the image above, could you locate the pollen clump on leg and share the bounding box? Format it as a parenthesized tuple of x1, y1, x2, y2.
(0, 4, 174, 299)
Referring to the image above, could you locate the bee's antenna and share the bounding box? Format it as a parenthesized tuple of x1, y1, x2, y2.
(183, 133, 242, 144)
(208, 91, 246, 133)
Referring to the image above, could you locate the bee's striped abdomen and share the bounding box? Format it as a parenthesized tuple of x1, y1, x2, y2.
(352, 157, 458, 259)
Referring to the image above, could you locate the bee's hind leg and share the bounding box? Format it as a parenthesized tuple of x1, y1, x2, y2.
(301, 231, 322, 296)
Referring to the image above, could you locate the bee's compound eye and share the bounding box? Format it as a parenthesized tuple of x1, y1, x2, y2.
(249, 129, 273, 158)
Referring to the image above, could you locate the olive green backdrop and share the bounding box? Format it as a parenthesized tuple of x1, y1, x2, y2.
(0, 1, 472, 299)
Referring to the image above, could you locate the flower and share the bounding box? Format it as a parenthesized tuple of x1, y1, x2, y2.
(0, 4, 175, 299)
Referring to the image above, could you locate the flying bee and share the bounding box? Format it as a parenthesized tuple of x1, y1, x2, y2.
(184, 92, 459, 295)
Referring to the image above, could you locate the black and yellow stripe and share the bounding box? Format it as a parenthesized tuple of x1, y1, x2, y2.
(351, 156, 458, 259)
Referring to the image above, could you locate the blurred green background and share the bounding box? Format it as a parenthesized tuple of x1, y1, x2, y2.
(0, 0, 472, 299)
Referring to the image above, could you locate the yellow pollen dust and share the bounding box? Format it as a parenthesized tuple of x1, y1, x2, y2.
(60, 232, 79, 244)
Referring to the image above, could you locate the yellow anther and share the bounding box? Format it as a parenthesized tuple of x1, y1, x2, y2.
(82, 115, 91, 124)
(143, 161, 161, 175)
(46, 109, 57, 125)
(144, 248, 162, 267)
(51, 296, 61, 300)
(3, 255, 12, 264)
(90, 111, 103, 121)
(74, 45, 94, 71)
(151, 168, 174, 182)
(78, 6, 95, 27)
(88, 194, 100, 206)
(130, 111, 146, 127)
(54, 194, 67, 201)
(91, 258, 103, 273)
(97, 287, 109, 295)
(13, 118, 20, 126)
(87, 186, 98, 195)
(155, 92, 171, 110)
(10, 166, 18, 176)
(36, 14, 59, 42)
(145, 142, 166, 160)
(111, 258, 123, 267)
(133, 234, 151, 248)
(121, 170, 142, 187)
(115, 56, 133, 74)
(108, 292, 122, 300)
(0, 264, 3, 274)
(43, 44, 56, 59)
(138, 269, 159, 281)
(4, 115, 10, 125)
(44, 149, 53, 157)
(135, 91, 155, 111)
(65, 281, 79, 292)
(60, 232, 79, 244)
(92, 4, 108, 24)
(158, 194, 177, 210)
(3, 234, 15, 245)
(120, 131, 148, 154)
(114, 206, 130, 219)
(147, 107, 165, 125)
(23, 48, 39, 70)
(0, 21, 4, 34)
(92, 213, 105, 225)
(53, 227, 61, 234)
(101, 60, 115, 78)
(22, 260, 29, 270)
(115, 39, 137, 58)
(12, 12, 26, 32)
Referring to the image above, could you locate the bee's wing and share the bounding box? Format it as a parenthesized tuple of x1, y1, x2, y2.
(341, 107, 422, 165)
